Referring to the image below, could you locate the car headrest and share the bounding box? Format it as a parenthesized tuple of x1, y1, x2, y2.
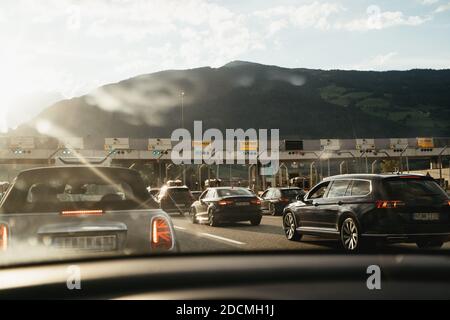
(100, 194, 123, 202)
(29, 184, 58, 203)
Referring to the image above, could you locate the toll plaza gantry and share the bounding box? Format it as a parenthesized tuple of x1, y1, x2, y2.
(0, 136, 449, 190)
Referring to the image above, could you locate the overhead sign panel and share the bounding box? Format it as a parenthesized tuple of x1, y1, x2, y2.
(239, 140, 258, 151)
(320, 139, 340, 151)
(356, 139, 375, 151)
(390, 138, 408, 150)
(148, 138, 172, 151)
(9, 137, 35, 149)
(417, 137, 434, 149)
(284, 140, 303, 151)
(58, 137, 84, 150)
(104, 138, 129, 150)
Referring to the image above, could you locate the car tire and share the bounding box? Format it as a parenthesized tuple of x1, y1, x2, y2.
(340, 217, 360, 251)
(191, 208, 197, 224)
(208, 210, 218, 227)
(283, 212, 302, 241)
(250, 216, 262, 226)
(416, 238, 444, 249)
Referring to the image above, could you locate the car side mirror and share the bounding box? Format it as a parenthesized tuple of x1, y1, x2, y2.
(299, 195, 311, 204)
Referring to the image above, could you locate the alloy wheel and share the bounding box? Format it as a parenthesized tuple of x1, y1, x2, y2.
(283, 213, 296, 240)
(341, 218, 359, 251)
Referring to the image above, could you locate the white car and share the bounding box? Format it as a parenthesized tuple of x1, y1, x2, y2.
(0, 166, 177, 256)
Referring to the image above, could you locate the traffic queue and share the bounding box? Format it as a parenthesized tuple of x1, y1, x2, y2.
(1, 163, 449, 253)
(151, 174, 450, 251)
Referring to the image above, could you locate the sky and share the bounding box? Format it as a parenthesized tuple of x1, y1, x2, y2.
(0, 0, 449, 130)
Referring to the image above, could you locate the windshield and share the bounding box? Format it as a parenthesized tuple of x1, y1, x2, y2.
(0, 0, 450, 288)
(281, 189, 304, 198)
(383, 179, 448, 203)
(217, 188, 254, 197)
(1, 167, 152, 213)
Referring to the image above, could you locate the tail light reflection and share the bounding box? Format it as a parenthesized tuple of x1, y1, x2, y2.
(0, 224, 8, 251)
(151, 217, 173, 250)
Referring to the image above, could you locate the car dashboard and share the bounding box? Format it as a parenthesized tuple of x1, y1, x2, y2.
(0, 252, 449, 299)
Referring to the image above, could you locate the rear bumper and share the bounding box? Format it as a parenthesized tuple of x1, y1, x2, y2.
(215, 210, 262, 222)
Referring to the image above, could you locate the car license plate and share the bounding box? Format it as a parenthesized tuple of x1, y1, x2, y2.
(52, 235, 117, 251)
(235, 202, 250, 206)
(413, 213, 440, 221)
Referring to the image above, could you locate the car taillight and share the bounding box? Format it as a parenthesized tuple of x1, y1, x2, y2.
(0, 224, 8, 251)
(61, 209, 104, 216)
(151, 217, 173, 250)
(376, 200, 405, 209)
(251, 199, 261, 205)
(218, 200, 234, 206)
(280, 197, 290, 202)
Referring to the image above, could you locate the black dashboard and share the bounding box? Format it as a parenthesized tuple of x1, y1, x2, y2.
(0, 252, 449, 299)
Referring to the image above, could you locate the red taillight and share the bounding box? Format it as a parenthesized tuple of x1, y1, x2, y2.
(0, 224, 8, 251)
(151, 217, 173, 250)
(218, 200, 234, 206)
(280, 197, 290, 203)
(61, 209, 103, 216)
(376, 200, 405, 209)
(251, 199, 261, 205)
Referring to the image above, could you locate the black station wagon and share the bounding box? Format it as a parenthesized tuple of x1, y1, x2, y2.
(282, 174, 450, 251)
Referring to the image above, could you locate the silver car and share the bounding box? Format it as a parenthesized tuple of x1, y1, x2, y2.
(0, 166, 177, 259)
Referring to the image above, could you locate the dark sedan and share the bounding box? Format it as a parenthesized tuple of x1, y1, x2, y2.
(157, 185, 194, 215)
(282, 174, 450, 251)
(260, 187, 306, 215)
(190, 187, 262, 226)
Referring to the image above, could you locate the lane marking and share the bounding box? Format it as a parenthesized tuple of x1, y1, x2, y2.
(199, 233, 246, 245)
(173, 225, 187, 230)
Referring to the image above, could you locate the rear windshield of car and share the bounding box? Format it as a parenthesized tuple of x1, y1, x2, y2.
(0, 167, 154, 213)
(217, 188, 253, 197)
(382, 178, 448, 203)
(281, 189, 304, 197)
(167, 188, 190, 195)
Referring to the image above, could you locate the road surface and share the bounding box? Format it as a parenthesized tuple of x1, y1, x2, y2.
(170, 214, 450, 253)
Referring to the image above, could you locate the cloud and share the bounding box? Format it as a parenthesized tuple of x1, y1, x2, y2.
(343, 52, 450, 71)
(435, 2, 450, 12)
(256, 3, 431, 34)
(419, 0, 439, 5)
(254, 2, 344, 34)
(340, 5, 431, 31)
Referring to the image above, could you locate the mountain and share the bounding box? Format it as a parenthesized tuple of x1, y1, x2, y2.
(14, 61, 450, 139)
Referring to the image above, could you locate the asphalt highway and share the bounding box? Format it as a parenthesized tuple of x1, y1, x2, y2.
(170, 213, 450, 253)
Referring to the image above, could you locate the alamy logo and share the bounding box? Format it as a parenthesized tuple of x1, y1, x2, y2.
(366, 265, 381, 290)
(66, 265, 81, 290)
(171, 121, 280, 175)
